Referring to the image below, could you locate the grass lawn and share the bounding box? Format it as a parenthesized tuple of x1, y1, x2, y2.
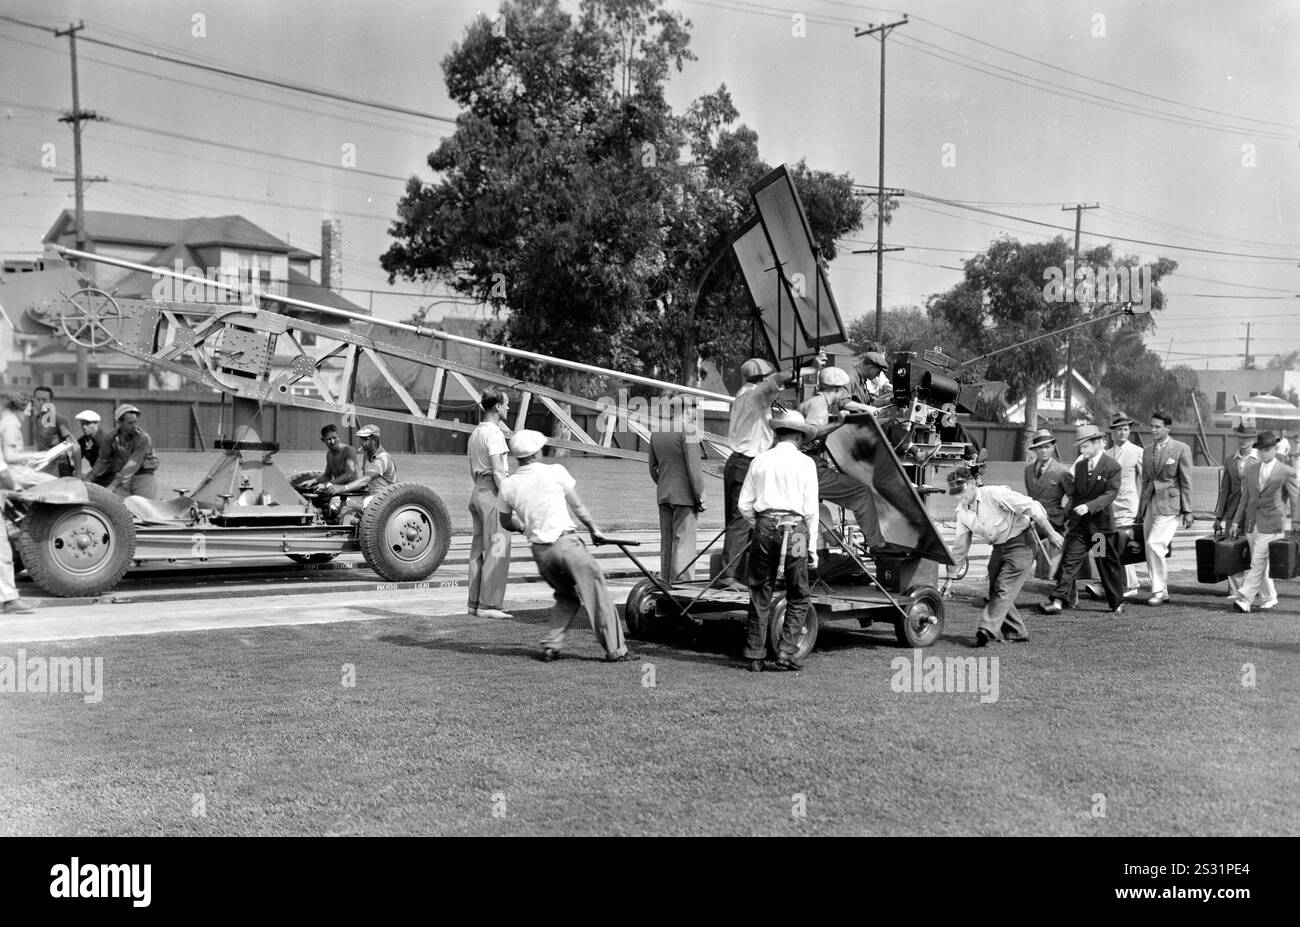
(1, 583, 1294, 836)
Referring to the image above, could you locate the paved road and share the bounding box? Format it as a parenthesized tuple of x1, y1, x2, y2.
(1, 525, 1219, 643)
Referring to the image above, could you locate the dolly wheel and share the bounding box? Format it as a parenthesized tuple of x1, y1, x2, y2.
(624, 579, 661, 639)
(358, 483, 451, 581)
(18, 484, 136, 596)
(895, 585, 945, 648)
(767, 594, 820, 662)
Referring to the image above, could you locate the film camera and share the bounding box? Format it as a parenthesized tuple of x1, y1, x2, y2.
(884, 342, 985, 475)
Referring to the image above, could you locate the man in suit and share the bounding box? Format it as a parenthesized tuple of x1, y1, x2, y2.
(1023, 428, 1070, 531)
(1214, 423, 1258, 596)
(1229, 430, 1299, 612)
(1105, 412, 1145, 599)
(1040, 424, 1126, 615)
(648, 396, 706, 582)
(1138, 410, 1194, 605)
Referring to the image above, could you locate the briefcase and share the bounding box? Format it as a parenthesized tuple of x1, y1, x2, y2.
(1269, 538, 1300, 580)
(1196, 535, 1250, 584)
(1118, 525, 1146, 565)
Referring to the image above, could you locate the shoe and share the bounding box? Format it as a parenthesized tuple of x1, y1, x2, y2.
(1039, 599, 1064, 615)
(1146, 593, 1170, 606)
(1123, 589, 1145, 600)
(773, 656, 803, 672)
(604, 650, 641, 663)
(1111, 604, 1125, 617)
(476, 608, 513, 620)
(975, 628, 998, 647)
(1232, 600, 1251, 614)
(539, 648, 562, 662)
(1258, 598, 1278, 611)
(1, 598, 36, 615)
(746, 659, 764, 673)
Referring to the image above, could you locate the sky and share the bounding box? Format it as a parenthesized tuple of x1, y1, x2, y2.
(0, 0, 1296, 372)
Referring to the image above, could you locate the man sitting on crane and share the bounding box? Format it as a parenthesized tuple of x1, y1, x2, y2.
(320, 423, 395, 523)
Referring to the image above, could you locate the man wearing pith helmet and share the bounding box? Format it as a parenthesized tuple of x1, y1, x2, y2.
(497, 429, 637, 664)
(720, 356, 789, 585)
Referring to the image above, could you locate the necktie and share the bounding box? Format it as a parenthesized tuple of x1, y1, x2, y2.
(1036, 462, 1045, 479)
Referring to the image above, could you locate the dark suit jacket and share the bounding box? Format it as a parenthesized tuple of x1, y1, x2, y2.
(1139, 437, 1193, 517)
(1233, 458, 1300, 534)
(648, 431, 705, 508)
(1024, 457, 1071, 529)
(1214, 450, 1255, 522)
(1060, 453, 1121, 535)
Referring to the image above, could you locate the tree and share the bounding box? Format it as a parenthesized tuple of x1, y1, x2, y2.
(928, 235, 1177, 456)
(846, 305, 960, 359)
(1082, 333, 1207, 424)
(381, 0, 869, 395)
(1267, 349, 1300, 371)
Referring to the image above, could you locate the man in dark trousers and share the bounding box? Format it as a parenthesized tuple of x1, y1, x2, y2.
(1023, 427, 1076, 605)
(648, 395, 705, 582)
(720, 358, 787, 585)
(1040, 424, 1126, 615)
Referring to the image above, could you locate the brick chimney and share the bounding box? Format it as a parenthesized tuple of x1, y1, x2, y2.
(320, 219, 342, 291)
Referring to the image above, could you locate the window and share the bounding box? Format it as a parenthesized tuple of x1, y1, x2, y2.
(1046, 380, 1064, 401)
(1215, 392, 1226, 412)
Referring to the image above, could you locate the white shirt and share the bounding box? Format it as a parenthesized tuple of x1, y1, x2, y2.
(1105, 440, 1143, 526)
(727, 377, 780, 458)
(467, 420, 509, 479)
(1259, 459, 1275, 489)
(737, 441, 819, 540)
(497, 462, 578, 544)
(954, 485, 1045, 548)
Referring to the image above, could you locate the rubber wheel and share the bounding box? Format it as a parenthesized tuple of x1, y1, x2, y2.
(624, 579, 661, 639)
(17, 483, 136, 596)
(895, 585, 945, 648)
(767, 594, 820, 662)
(288, 553, 338, 565)
(289, 469, 325, 493)
(358, 482, 451, 581)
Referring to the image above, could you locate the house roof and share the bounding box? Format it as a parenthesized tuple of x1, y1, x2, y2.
(44, 210, 319, 258)
(1004, 365, 1097, 417)
(284, 269, 367, 315)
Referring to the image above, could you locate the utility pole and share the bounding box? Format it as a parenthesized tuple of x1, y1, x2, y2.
(54, 20, 106, 388)
(1243, 321, 1252, 369)
(1061, 202, 1098, 424)
(856, 16, 908, 344)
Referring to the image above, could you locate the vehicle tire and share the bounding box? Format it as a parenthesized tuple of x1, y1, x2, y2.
(768, 594, 820, 662)
(17, 484, 136, 596)
(895, 585, 944, 648)
(358, 482, 451, 582)
(624, 579, 661, 639)
(289, 469, 325, 493)
(288, 553, 338, 565)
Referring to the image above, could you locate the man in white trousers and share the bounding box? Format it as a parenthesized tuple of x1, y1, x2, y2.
(1138, 410, 1193, 606)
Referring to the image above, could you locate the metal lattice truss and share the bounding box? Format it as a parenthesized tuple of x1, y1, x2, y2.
(0, 248, 733, 462)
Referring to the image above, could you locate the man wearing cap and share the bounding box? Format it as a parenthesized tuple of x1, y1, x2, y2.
(1040, 424, 1127, 615)
(850, 351, 892, 408)
(466, 389, 513, 620)
(648, 395, 705, 583)
(87, 405, 160, 499)
(30, 386, 76, 477)
(74, 410, 102, 476)
(1214, 423, 1258, 596)
(1137, 410, 1193, 606)
(1101, 413, 1144, 599)
(721, 357, 789, 584)
(798, 362, 889, 552)
(737, 409, 820, 672)
(950, 464, 1063, 645)
(496, 430, 636, 663)
(325, 424, 396, 520)
(1228, 430, 1299, 612)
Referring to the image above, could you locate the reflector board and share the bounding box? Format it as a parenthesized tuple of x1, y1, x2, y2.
(750, 164, 846, 353)
(729, 215, 814, 360)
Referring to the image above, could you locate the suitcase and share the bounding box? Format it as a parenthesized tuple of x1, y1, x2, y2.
(1269, 538, 1300, 580)
(1118, 525, 1146, 565)
(1196, 535, 1250, 584)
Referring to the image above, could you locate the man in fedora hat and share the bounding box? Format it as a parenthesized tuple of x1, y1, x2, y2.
(1041, 424, 1127, 615)
(1023, 428, 1070, 532)
(1228, 430, 1299, 612)
(497, 430, 636, 663)
(737, 409, 820, 672)
(1138, 410, 1193, 606)
(950, 464, 1063, 646)
(1214, 423, 1258, 596)
(87, 404, 160, 499)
